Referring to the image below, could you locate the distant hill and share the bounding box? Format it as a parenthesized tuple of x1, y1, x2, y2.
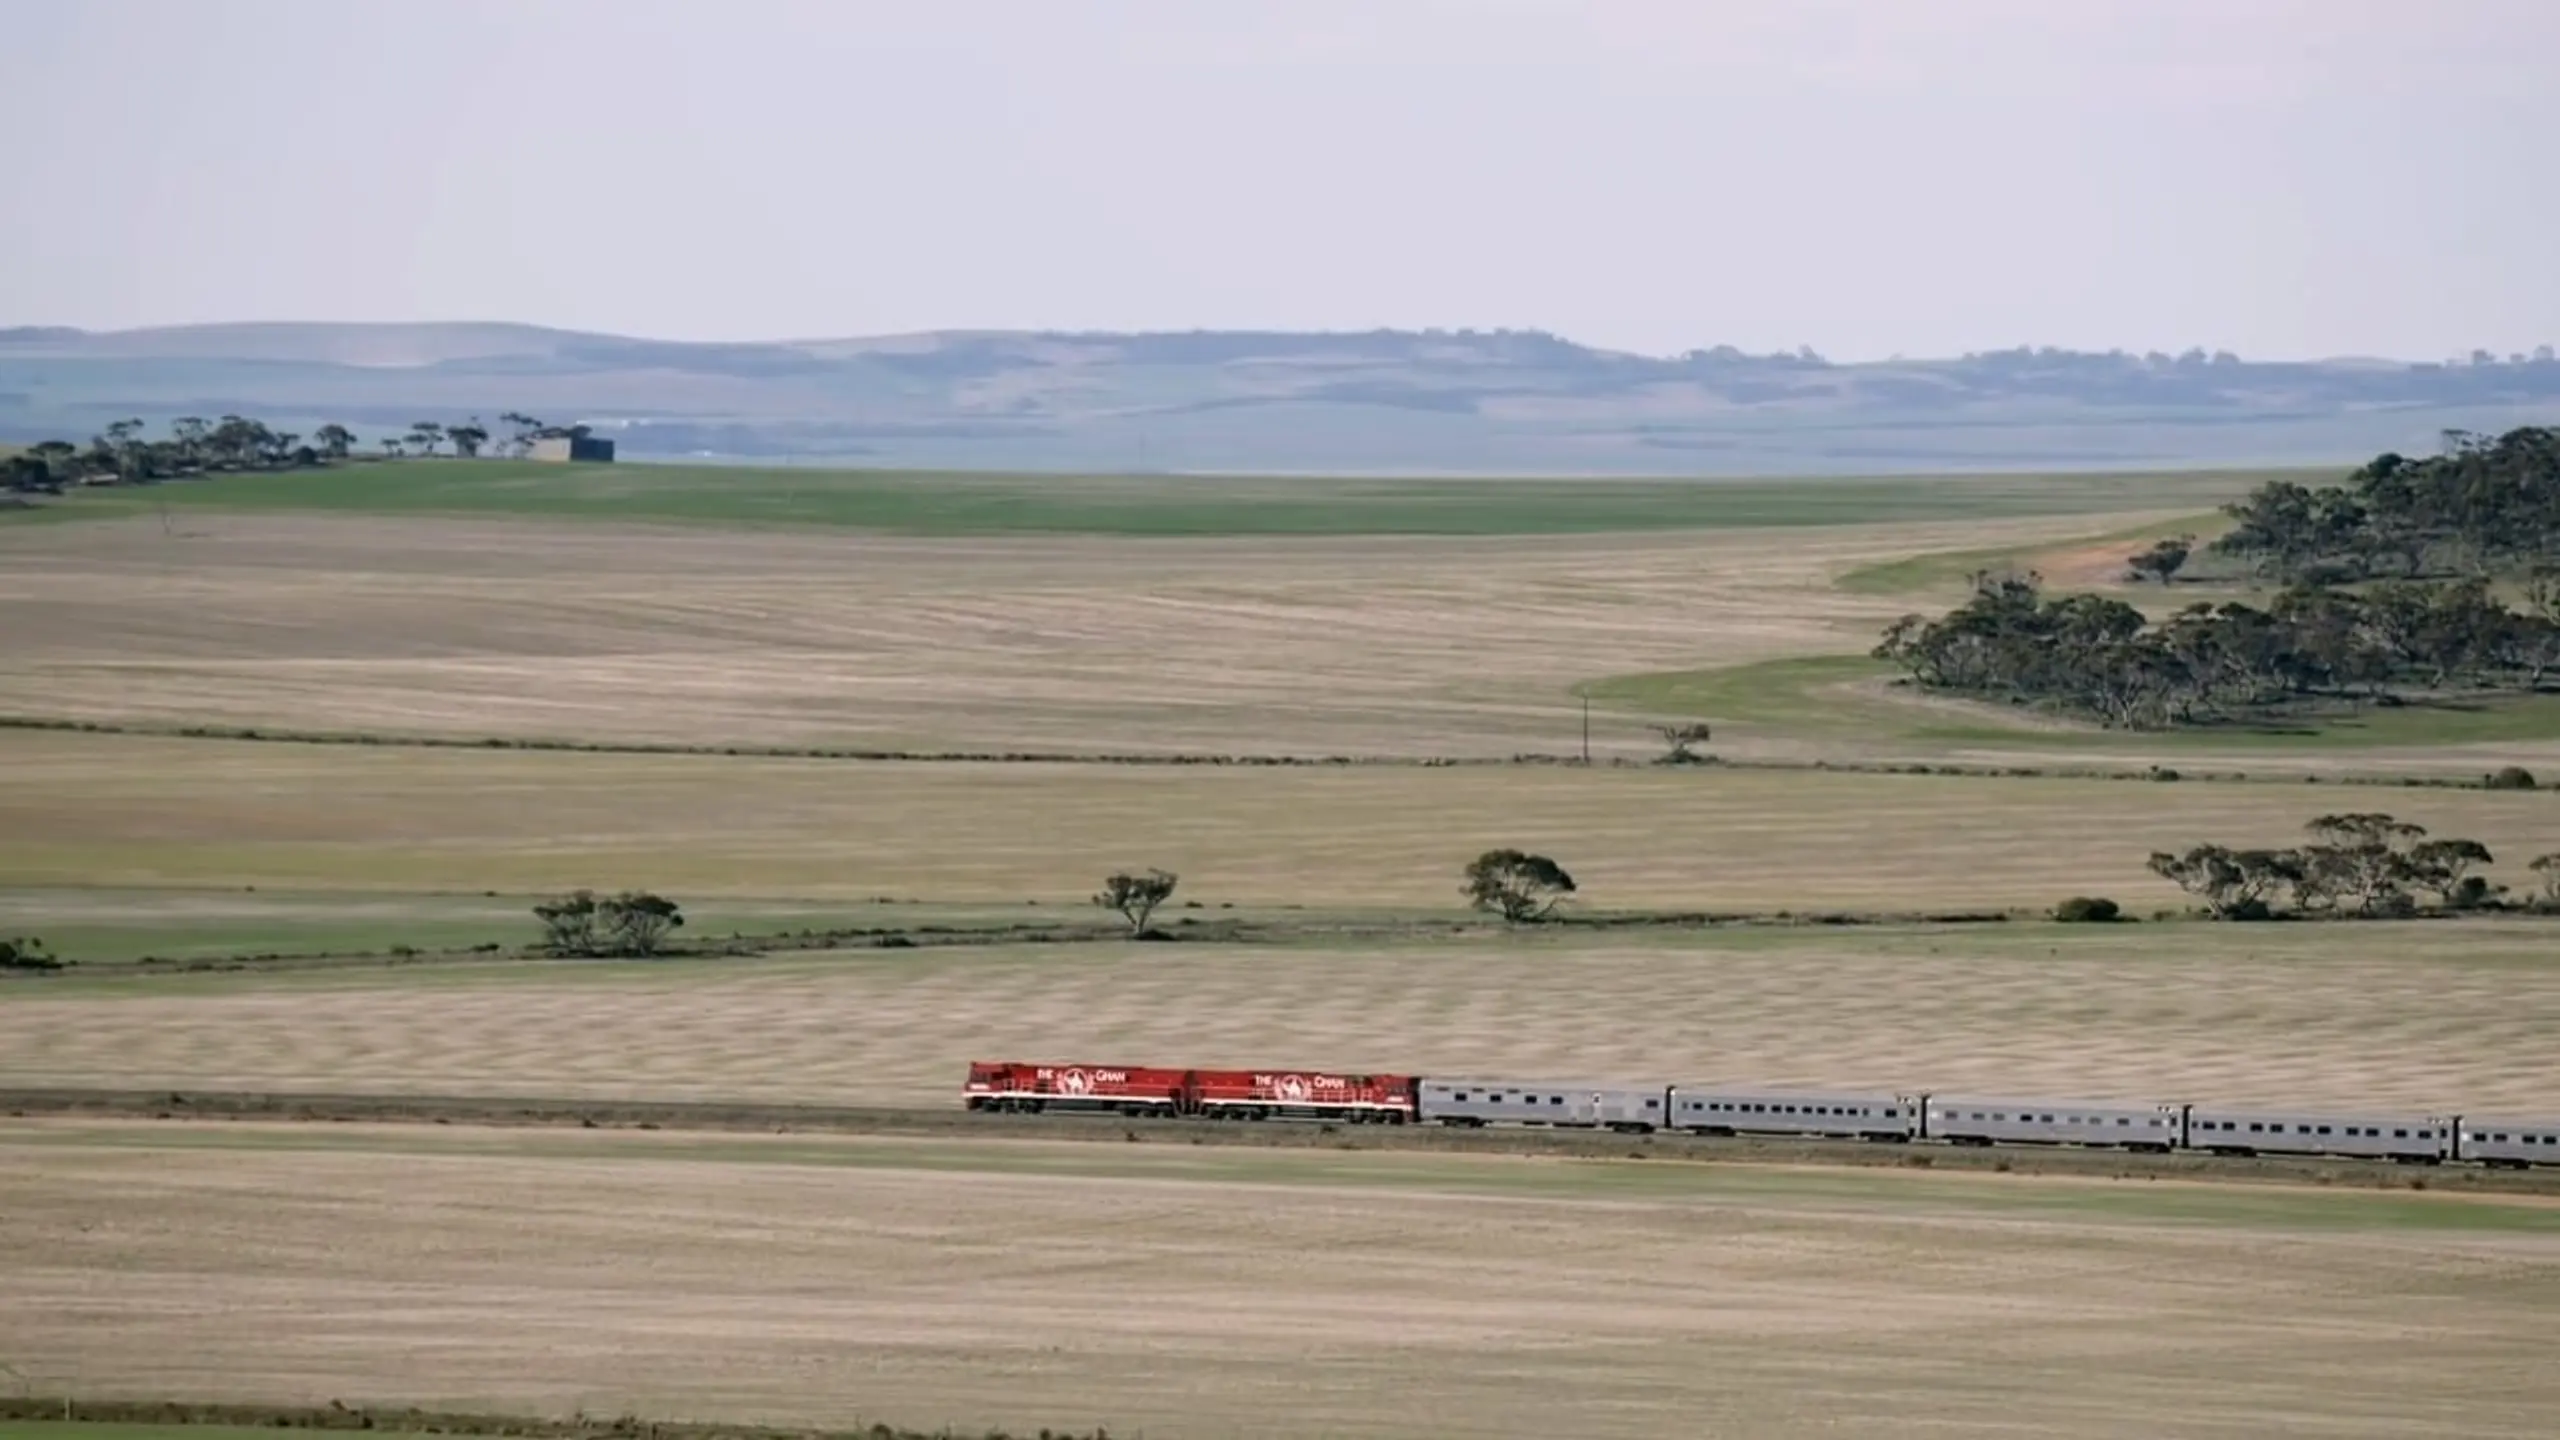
(3, 322, 2555, 474)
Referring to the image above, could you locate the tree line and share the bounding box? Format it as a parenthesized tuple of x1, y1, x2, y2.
(2212, 425, 2560, 582)
(1874, 570, 2560, 729)
(5, 411, 583, 493)
(2148, 812, 2560, 920)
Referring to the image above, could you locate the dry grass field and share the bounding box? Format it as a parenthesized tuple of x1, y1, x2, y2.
(4, 1123, 2554, 1440)
(11, 472, 2558, 1439)
(0, 507, 2202, 761)
(6, 926, 2558, 1112)
(9, 729, 2560, 911)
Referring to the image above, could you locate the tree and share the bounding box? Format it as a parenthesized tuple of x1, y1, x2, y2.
(1463, 849, 1577, 923)
(499, 411, 544, 458)
(447, 417, 490, 459)
(0, 936, 64, 971)
(407, 421, 445, 458)
(1093, 869, 1178, 936)
(599, 891, 684, 956)
(169, 416, 210, 467)
(2531, 854, 2560, 910)
(2146, 845, 2299, 919)
(1653, 721, 1713, 765)
(314, 424, 357, 461)
(2124, 535, 2194, 584)
(5, 454, 57, 493)
(382, 438, 407, 460)
(533, 890, 603, 955)
(2405, 838, 2496, 909)
(2296, 813, 2427, 915)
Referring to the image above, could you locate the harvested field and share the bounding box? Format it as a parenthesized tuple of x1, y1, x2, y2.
(8, 730, 2560, 910)
(0, 508, 2196, 760)
(6, 926, 2558, 1112)
(3, 1124, 2553, 1440)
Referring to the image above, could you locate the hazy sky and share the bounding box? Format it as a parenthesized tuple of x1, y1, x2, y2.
(6, 0, 2556, 360)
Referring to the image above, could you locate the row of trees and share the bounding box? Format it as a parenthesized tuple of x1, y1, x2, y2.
(2213, 425, 2560, 581)
(4, 411, 582, 493)
(2147, 812, 2557, 920)
(1875, 571, 2560, 728)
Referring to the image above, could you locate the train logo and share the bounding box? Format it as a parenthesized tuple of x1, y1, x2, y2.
(1057, 1069, 1093, 1096)
(1273, 1074, 1312, 1102)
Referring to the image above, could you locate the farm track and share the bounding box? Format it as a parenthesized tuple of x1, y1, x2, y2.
(7, 1086, 2556, 1196)
(0, 713, 2544, 790)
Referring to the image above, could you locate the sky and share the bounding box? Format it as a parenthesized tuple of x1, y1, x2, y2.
(5, 0, 2556, 361)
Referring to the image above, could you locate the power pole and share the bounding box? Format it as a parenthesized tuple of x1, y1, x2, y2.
(1581, 692, 1591, 765)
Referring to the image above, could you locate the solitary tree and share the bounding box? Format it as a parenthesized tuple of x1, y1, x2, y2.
(447, 417, 490, 459)
(314, 423, 357, 460)
(599, 891, 684, 956)
(2125, 535, 2195, 584)
(1463, 849, 1577, 924)
(1653, 721, 1713, 765)
(406, 421, 445, 458)
(1094, 869, 1179, 936)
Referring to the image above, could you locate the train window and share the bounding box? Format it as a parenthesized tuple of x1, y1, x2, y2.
(1645, 1099, 1659, 1109)
(1885, 1108, 1898, 1118)
(2393, 1129, 2407, 1138)
(1550, 1096, 1563, 1105)
(2316, 1126, 2331, 1135)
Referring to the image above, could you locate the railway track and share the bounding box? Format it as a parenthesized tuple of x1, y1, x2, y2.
(7, 1086, 2560, 1196)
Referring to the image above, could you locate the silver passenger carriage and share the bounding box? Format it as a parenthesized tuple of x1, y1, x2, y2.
(1668, 1087, 1919, 1141)
(1419, 1078, 1671, 1132)
(1925, 1096, 2184, 1151)
(2456, 1116, 2560, 1168)
(2186, 1107, 2451, 1162)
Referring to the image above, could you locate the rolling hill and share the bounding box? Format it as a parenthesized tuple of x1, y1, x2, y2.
(3, 322, 2555, 474)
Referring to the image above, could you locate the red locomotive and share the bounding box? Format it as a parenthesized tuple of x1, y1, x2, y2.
(965, 1060, 1415, 1123)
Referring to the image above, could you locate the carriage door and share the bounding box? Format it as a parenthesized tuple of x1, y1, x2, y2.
(1568, 1091, 1601, 1126)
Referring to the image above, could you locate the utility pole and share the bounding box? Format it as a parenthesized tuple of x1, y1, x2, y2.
(1581, 692, 1591, 765)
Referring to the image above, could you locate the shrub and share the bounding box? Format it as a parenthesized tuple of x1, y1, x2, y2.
(2052, 896, 2122, 923)
(1462, 849, 1577, 923)
(0, 936, 64, 971)
(2484, 765, 2537, 790)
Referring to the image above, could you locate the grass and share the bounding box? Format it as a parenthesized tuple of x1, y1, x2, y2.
(6, 1125, 2554, 1439)
(1588, 653, 2560, 751)
(10, 460, 2274, 536)
(10, 923, 2560, 1113)
(1833, 511, 2227, 595)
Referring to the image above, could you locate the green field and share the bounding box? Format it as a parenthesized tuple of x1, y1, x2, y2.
(10, 459, 2275, 536)
(1589, 654, 2560, 750)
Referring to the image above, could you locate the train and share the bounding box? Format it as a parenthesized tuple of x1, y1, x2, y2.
(962, 1060, 2560, 1169)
